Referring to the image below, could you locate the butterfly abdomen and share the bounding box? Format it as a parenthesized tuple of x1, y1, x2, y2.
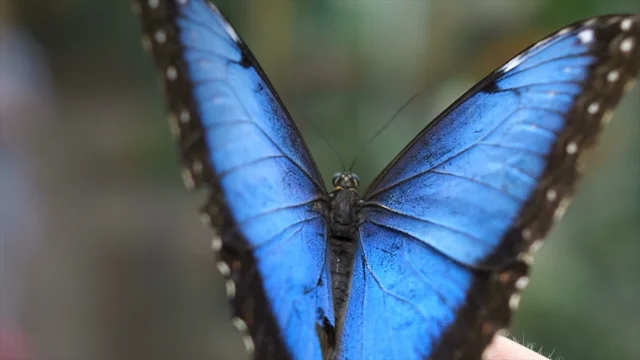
(329, 237, 356, 322)
(327, 187, 360, 322)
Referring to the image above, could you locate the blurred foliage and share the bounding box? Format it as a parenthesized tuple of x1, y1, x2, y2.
(4, 0, 639, 359)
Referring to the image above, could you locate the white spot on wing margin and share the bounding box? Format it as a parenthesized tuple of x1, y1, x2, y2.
(620, 38, 634, 53)
(621, 18, 633, 32)
(578, 29, 595, 44)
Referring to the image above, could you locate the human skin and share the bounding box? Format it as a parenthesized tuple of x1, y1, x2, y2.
(484, 336, 549, 360)
(0, 329, 31, 360)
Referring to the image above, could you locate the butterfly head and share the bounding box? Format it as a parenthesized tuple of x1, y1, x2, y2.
(332, 172, 360, 191)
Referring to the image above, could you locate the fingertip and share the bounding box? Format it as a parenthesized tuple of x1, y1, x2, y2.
(483, 336, 549, 360)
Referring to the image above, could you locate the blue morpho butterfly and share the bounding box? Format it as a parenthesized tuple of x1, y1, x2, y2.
(136, 0, 640, 359)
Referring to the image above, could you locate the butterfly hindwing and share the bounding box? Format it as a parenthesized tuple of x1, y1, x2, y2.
(337, 15, 640, 360)
(137, 1, 334, 359)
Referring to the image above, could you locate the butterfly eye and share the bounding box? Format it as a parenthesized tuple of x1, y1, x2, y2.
(352, 173, 360, 187)
(332, 172, 342, 186)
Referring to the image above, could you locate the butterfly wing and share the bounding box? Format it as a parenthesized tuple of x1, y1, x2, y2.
(137, 1, 334, 359)
(338, 15, 640, 360)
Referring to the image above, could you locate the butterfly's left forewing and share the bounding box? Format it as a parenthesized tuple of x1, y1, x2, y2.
(338, 15, 640, 360)
(137, 1, 334, 359)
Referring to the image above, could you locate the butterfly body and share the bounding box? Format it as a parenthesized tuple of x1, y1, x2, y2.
(136, 1, 640, 359)
(328, 173, 363, 239)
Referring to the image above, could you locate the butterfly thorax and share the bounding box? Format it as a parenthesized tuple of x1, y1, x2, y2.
(328, 172, 363, 240)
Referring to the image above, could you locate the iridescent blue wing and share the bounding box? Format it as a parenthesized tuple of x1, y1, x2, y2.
(137, 1, 333, 359)
(338, 15, 640, 360)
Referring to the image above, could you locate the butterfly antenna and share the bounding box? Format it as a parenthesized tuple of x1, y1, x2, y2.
(296, 105, 347, 171)
(349, 91, 423, 172)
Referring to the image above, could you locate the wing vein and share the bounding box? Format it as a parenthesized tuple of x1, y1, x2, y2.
(362, 220, 486, 271)
(428, 170, 525, 202)
(223, 78, 325, 194)
(205, 119, 324, 193)
(496, 79, 583, 93)
(230, 216, 319, 251)
(402, 237, 458, 311)
(514, 121, 561, 138)
(518, 106, 566, 116)
(178, 13, 239, 49)
(219, 154, 286, 178)
(497, 53, 591, 83)
(181, 48, 241, 66)
(477, 141, 547, 157)
(235, 198, 320, 227)
(366, 106, 520, 199)
(358, 231, 432, 323)
(364, 207, 493, 247)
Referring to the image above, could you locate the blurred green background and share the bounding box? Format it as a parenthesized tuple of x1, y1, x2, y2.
(1, 0, 639, 359)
